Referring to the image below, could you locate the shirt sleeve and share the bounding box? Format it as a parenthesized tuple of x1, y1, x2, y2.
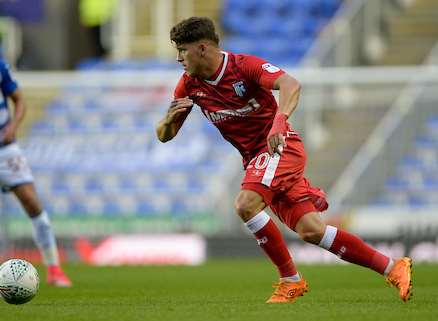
(0, 61, 18, 96)
(237, 55, 285, 89)
(173, 74, 188, 99)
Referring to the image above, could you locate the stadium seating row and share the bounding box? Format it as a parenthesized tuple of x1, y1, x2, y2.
(221, 0, 342, 65)
(2, 85, 233, 218)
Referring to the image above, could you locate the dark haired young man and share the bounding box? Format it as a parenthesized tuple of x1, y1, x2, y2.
(156, 17, 412, 303)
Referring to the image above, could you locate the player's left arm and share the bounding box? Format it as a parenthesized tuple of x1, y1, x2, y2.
(238, 55, 301, 155)
(272, 73, 301, 118)
(267, 73, 301, 155)
(3, 88, 26, 144)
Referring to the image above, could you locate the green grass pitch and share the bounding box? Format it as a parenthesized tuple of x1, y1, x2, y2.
(1, 259, 437, 321)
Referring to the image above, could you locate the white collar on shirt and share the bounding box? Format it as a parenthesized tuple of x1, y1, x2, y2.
(204, 51, 229, 86)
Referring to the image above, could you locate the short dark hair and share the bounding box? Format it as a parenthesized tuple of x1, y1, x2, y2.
(170, 17, 219, 46)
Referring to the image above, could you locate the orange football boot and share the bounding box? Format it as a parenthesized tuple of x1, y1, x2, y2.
(386, 257, 412, 302)
(47, 265, 72, 287)
(266, 278, 308, 303)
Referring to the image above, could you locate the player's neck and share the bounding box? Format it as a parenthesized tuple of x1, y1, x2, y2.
(198, 51, 224, 80)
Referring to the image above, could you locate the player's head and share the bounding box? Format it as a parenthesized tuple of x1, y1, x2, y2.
(170, 16, 219, 47)
(170, 17, 220, 76)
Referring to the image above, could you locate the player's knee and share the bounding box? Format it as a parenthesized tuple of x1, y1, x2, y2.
(234, 201, 256, 222)
(21, 199, 42, 217)
(234, 189, 266, 222)
(234, 198, 260, 222)
(298, 229, 325, 245)
(295, 212, 326, 244)
(23, 194, 41, 212)
(12, 187, 42, 217)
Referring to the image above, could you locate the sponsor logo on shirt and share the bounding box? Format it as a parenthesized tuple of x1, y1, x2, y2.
(262, 63, 280, 73)
(202, 98, 261, 123)
(232, 81, 246, 97)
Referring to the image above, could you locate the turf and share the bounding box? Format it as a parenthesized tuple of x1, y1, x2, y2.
(0, 259, 437, 321)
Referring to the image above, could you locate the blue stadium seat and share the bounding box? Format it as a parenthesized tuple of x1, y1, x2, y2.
(253, 36, 313, 65)
(84, 178, 104, 193)
(221, 0, 341, 65)
(224, 11, 277, 36)
(408, 195, 427, 207)
(424, 177, 438, 190)
(222, 37, 258, 55)
(316, 0, 341, 17)
(68, 201, 88, 217)
(171, 199, 189, 214)
(186, 178, 205, 194)
(117, 177, 137, 193)
(285, 0, 320, 16)
(223, 0, 259, 15)
(31, 120, 54, 134)
(277, 18, 308, 38)
(260, 0, 295, 15)
(385, 178, 409, 192)
(51, 180, 71, 195)
(136, 200, 156, 216)
(378, 113, 438, 207)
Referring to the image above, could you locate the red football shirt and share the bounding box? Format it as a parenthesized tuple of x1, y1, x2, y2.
(174, 51, 285, 167)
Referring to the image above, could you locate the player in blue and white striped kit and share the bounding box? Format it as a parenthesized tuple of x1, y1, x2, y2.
(0, 59, 71, 287)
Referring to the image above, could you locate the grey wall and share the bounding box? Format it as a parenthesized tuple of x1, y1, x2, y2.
(17, 0, 102, 70)
(18, 0, 72, 70)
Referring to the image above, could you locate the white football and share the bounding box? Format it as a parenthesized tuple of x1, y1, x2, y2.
(0, 259, 39, 304)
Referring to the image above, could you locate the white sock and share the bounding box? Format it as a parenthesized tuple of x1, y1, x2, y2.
(31, 210, 59, 266)
(383, 259, 395, 276)
(318, 225, 338, 250)
(280, 273, 301, 282)
(244, 211, 270, 233)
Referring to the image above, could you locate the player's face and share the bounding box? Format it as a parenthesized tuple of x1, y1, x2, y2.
(175, 43, 202, 76)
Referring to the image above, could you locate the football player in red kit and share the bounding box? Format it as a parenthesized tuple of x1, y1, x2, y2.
(156, 17, 412, 303)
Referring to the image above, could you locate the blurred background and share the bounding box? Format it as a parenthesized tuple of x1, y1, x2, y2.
(0, 0, 438, 265)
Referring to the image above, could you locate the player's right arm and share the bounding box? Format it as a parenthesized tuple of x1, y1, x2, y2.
(3, 88, 26, 144)
(156, 75, 193, 142)
(156, 97, 193, 142)
(1, 61, 23, 144)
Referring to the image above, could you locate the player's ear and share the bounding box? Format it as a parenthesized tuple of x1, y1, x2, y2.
(199, 43, 207, 57)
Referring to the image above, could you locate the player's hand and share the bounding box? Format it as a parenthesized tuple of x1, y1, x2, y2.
(2, 122, 17, 144)
(165, 97, 193, 125)
(267, 113, 288, 156)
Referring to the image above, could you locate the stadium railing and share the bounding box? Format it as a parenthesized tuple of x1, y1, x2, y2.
(329, 41, 438, 208)
(303, 0, 408, 67)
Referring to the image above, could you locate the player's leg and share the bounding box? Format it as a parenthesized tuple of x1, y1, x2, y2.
(12, 183, 57, 265)
(293, 209, 412, 301)
(0, 143, 71, 286)
(235, 188, 307, 303)
(11, 183, 72, 287)
(236, 189, 298, 279)
(295, 210, 392, 273)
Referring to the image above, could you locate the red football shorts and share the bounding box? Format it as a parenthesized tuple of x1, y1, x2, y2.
(241, 132, 329, 230)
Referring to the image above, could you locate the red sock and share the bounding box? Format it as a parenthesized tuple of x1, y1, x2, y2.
(253, 219, 297, 278)
(329, 229, 390, 274)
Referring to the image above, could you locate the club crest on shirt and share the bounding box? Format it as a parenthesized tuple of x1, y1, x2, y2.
(232, 81, 246, 97)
